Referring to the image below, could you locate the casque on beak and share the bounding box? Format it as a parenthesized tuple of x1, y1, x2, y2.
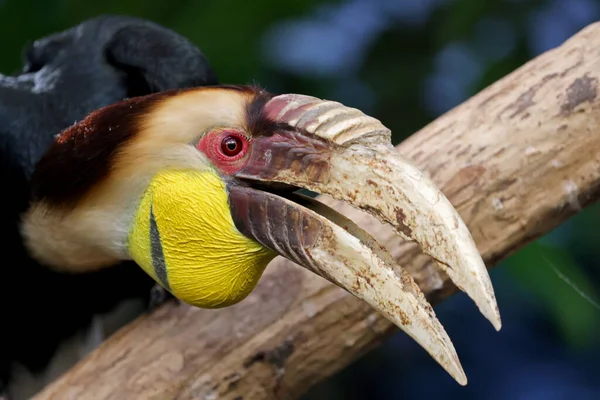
(227, 94, 501, 386)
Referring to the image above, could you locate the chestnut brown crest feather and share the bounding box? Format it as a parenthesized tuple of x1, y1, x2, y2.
(30, 90, 175, 208)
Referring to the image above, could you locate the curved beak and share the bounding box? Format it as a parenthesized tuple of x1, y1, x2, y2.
(227, 94, 501, 385)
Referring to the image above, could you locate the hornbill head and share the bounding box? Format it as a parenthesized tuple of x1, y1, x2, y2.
(21, 85, 500, 385)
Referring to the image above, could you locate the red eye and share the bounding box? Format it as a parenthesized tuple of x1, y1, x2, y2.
(220, 135, 243, 157)
(196, 129, 250, 175)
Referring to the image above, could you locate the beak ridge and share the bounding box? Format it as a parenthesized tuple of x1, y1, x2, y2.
(263, 93, 501, 330)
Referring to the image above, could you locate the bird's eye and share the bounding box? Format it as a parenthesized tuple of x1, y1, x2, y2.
(220, 135, 243, 157)
(196, 129, 250, 175)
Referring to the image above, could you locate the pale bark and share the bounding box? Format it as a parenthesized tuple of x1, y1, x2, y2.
(35, 22, 600, 400)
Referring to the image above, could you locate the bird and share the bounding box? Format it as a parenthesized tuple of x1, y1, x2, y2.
(20, 83, 502, 387)
(0, 15, 217, 399)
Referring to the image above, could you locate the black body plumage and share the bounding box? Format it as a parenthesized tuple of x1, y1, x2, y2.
(0, 15, 217, 398)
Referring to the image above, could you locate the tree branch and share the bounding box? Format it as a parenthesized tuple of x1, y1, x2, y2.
(35, 22, 600, 400)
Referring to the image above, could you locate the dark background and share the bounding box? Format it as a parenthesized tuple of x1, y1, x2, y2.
(1, 0, 599, 399)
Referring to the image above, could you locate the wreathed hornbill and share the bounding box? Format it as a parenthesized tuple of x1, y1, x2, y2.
(21, 84, 501, 385)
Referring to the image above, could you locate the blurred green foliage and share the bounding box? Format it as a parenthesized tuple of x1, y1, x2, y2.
(0, 0, 342, 81)
(506, 240, 600, 348)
